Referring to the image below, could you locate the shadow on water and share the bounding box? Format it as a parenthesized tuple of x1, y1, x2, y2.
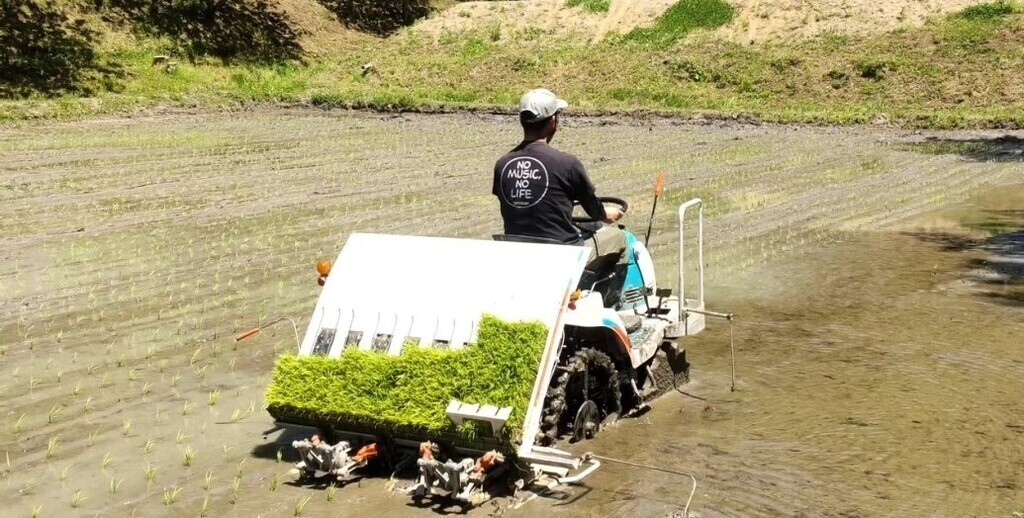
(97, 0, 303, 63)
(972, 227, 1024, 307)
(901, 230, 981, 252)
(251, 425, 306, 462)
(904, 135, 1024, 162)
(405, 499, 472, 516)
(0, 1, 121, 97)
(904, 200, 1024, 307)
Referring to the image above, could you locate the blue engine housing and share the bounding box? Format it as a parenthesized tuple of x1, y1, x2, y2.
(619, 231, 652, 312)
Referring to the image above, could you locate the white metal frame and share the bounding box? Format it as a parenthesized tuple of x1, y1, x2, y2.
(678, 198, 705, 314)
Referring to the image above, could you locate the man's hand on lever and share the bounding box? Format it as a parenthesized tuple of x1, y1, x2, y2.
(604, 206, 625, 224)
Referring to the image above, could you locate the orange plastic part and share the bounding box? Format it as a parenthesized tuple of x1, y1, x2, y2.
(235, 327, 261, 341)
(568, 289, 582, 310)
(419, 441, 436, 461)
(316, 260, 332, 277)
(353, 443, 379, 463)
(654, 171, 666, 197)
(473, 451, 503, 477)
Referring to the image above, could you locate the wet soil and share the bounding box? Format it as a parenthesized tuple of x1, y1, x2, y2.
(556, 222, 1024, 517)
(0, 110, 1021, 517)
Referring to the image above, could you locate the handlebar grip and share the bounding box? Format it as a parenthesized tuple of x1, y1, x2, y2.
(235, 327, 261, 341)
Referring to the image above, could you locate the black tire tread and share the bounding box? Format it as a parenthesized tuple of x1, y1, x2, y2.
(538, 348, 621, 446)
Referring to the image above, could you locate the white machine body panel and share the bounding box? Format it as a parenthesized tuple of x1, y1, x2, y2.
(299, 233, 590, 357)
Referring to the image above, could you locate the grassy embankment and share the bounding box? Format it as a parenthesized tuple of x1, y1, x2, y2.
(565, 0, 611, 13)
(2, 0, 1023, 128)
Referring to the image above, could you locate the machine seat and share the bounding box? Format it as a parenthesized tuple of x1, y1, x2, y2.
(492, 234, 568, 246)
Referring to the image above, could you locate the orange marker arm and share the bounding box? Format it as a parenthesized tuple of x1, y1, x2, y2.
(654, 171, 665, 197)
(235, 327, 261, 341)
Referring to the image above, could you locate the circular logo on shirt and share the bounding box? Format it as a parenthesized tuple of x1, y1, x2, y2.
(499, 157, 549, 208)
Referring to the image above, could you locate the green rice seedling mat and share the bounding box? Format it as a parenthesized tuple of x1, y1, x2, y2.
(266, 316, 547, 444)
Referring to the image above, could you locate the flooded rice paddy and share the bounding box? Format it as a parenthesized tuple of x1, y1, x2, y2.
(0, 110, 1021, 517)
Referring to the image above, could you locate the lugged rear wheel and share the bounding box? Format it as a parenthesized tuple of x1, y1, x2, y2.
(538, 348, 621, 445)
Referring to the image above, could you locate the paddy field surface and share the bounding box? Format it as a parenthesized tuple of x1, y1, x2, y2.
(1, 110, 1021, 517)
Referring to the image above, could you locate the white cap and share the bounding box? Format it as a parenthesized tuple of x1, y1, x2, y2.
(519, 89, 569, 123)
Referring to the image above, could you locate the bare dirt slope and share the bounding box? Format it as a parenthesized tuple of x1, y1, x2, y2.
(413, 0, 996, 42)
(273, 0, 372, 54)
(413, 0, 678, 42)
(719, 0, 989, 43)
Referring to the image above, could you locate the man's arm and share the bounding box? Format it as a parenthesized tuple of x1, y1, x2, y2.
(492, 160, 501, 197)
(570, 159, 623, 223)
(578, 191, 607, 222)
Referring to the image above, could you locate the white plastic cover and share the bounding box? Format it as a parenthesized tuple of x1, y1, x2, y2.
(298, 233, 590, 357)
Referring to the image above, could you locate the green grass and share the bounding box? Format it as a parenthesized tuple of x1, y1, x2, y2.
(938, 1, 1022, 49)
(566, 0, 610, 13)
(954, 0, 1020, 21)
(618, 0, 735, 47)
(265, 316, 546, 444)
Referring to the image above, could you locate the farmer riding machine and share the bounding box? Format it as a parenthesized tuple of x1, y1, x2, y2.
(256, 192, 715, 507)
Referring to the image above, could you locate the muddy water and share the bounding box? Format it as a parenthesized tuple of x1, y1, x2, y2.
(2, 111, 1021, 518)
(548, 204, 1024, 516)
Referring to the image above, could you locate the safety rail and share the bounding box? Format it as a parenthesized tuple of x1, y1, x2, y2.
(678, 198, 705, 318)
